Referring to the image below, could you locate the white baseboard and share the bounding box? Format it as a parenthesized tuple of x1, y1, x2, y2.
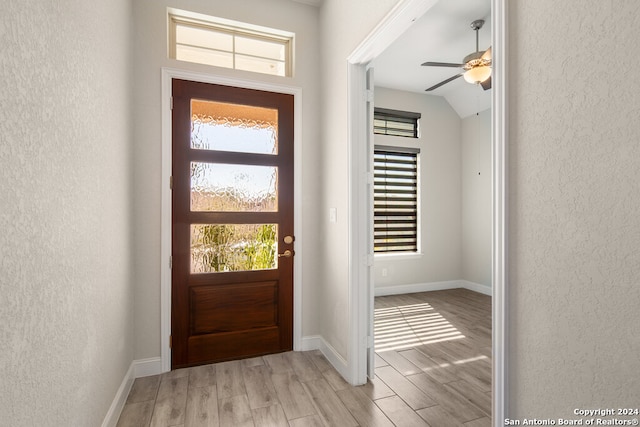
(299, 334, 349, 382)
(102, 357, 165, 427)
(317, 337, 350, 381)
(375, 279, 492, 297)
(300, 334, 322, 351)
(459, 280, 492, 296)
(374, 280, 459, 296)
(101, 363, 135, 427)
(133, 357, 163, 378)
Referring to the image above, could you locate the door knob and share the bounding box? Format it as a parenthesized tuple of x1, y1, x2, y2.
(278, 250, 294, 258)
(283, 235, 295, 244)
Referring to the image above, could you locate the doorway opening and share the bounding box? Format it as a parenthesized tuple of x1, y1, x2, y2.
(347, 0, 507, 424)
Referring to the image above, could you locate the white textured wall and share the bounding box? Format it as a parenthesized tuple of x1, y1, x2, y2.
(0, 0, 134, 425)
(509, 0, 640, 416)
(373, 87, 462, 288)
(132, 0, 322, 359)
(461, 109, 491, 287)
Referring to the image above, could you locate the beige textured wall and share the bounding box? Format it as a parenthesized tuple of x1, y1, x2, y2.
(0, 0, 134, 425)
(373, 87, 463, 288)
(509, 0, 640, 416)
(462, 109, 491, 287)
(132, 0, 322, 359)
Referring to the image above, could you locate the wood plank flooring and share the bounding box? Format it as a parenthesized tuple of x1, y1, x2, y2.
(117, 289, 491, 427)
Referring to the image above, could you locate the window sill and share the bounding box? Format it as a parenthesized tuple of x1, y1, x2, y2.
(374, 252, 423, 262)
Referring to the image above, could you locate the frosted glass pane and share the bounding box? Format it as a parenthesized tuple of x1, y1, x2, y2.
(191, 100, 278, 154)
(191, 224, 278, 273)
(176, 24, 232, 50)
(235, 54, 285, 77)
(235, 36, 286, 60)
(191, 162, 277, 212)
(176, 45, 233, 68)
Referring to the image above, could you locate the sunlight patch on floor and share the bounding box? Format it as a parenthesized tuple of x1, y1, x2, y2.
(374, 302, 465, 352)
(453, 355, 489, 365)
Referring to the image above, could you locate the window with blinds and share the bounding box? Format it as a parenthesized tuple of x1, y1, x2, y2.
(374, 108, 421, 138)
(374, 146, 419, 253)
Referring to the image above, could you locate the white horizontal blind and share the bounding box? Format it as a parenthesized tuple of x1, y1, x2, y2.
(374, 146, 419, 253)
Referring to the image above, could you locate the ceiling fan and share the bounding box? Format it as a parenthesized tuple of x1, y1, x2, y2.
(422, 19, 492, 92)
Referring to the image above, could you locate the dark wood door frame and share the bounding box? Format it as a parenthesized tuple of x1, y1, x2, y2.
(160, 69, 303, 374)
(171, 78, 295, 368)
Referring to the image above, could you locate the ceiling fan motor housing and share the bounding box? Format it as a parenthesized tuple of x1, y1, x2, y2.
(463, 51, 485, 68)
(464, 19, 490, 70)
(470, 19, 485, 31)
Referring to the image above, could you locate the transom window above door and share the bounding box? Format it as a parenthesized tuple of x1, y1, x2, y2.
(168, 8, 294, 77)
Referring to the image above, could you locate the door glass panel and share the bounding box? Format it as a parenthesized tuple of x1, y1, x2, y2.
(191, 99, 278, 154)
(191, 224, 278, 273)
(191, 162, 277, 212)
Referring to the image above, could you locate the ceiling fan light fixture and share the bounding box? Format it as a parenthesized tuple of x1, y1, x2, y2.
(463, 65, 491, 84)
(422, 19, 493, 91)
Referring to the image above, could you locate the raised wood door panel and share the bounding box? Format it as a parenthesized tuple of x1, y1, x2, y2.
(171, 79, 294, 368)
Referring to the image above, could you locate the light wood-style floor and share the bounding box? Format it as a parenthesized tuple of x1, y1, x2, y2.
(117, 289, 491, 427)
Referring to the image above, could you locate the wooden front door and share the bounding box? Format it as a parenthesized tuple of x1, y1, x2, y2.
(171, 79, 294, 368)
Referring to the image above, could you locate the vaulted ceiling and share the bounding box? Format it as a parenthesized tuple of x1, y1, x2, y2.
(371, 0, 492, 118)
(290, 0, 491, 118)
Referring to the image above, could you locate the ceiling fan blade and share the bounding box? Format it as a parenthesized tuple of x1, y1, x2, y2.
(481, 75, 492, 91)
(421, 61, 464, 68)
(481, 46, 492, 61)
(425, 73, 463, 91)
